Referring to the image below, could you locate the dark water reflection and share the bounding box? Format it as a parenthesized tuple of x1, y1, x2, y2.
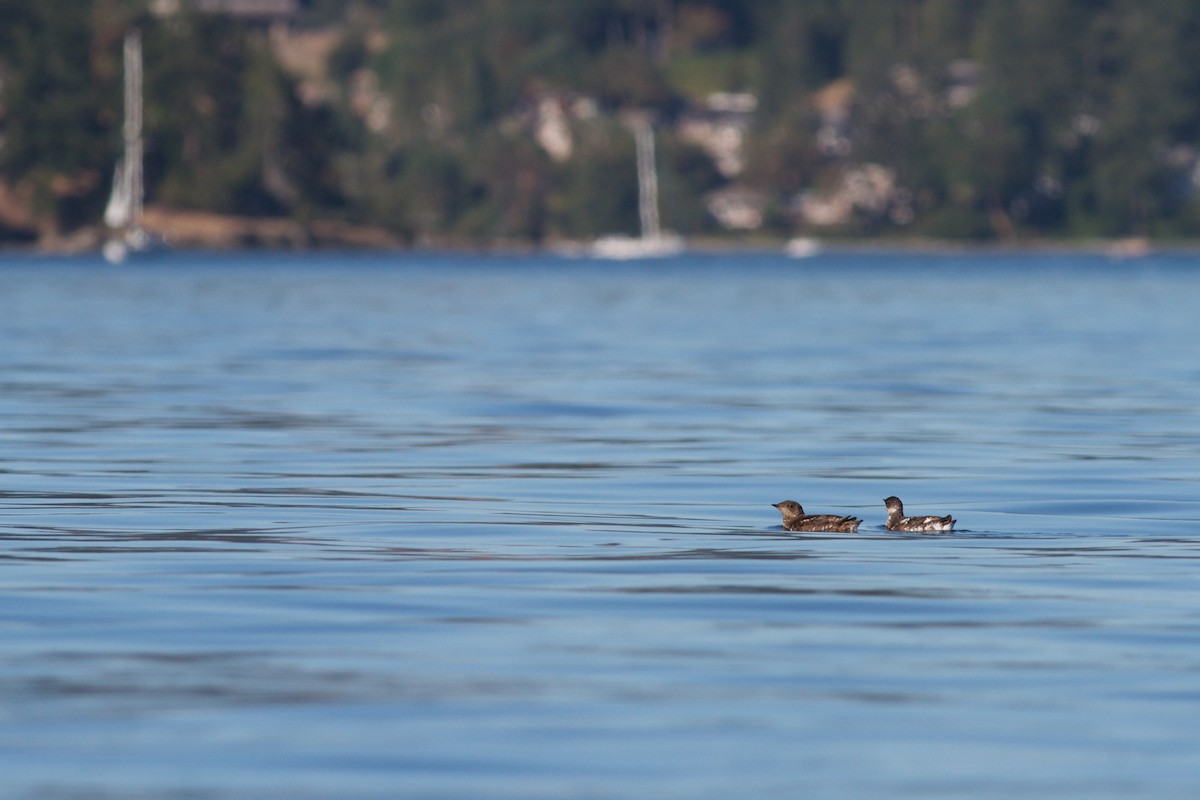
(2, 251, 1199, 798)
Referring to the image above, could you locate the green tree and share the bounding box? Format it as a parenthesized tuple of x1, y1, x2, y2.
(1088, 1, 1200, 235)
(0, 0, 124, 234)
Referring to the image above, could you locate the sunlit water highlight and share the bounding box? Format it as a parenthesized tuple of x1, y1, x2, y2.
(1, 250, 1199, 798)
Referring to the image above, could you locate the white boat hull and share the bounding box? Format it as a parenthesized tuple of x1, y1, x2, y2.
(591, 233, 684, 260)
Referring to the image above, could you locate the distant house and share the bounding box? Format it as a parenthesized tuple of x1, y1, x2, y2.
(201, 0, 299, 18)
(791, 164, 908, 228)
(706, 186, 766, 231)
(677, 92, 757, 179)
(151, 0, 300, 21)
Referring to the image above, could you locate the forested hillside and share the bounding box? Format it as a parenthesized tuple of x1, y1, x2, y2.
(4, 0, 1200, 248)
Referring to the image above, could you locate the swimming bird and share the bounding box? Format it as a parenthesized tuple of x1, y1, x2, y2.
(883, 496, 955, 532)
(773, 500, 862, 532)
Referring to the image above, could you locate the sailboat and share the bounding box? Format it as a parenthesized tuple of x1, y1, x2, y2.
(103, 29, 152, 264)
(591, 115, 684, 259)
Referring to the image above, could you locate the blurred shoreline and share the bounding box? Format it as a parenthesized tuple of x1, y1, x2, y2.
(1, 206, 1164, 259)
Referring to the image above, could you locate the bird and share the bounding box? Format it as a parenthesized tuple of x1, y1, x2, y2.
(772, 500, 862, 532)
(883, 496, 955, 532)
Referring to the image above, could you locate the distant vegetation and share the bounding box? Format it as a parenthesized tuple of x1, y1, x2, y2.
(5, 0, 1200, 247)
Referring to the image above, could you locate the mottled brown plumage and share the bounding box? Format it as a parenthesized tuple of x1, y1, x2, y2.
(883, 496, 955, 532)
(773, 500, 862, 532)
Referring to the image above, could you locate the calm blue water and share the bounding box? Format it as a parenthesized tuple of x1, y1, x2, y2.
(1, 249, 1199, 798)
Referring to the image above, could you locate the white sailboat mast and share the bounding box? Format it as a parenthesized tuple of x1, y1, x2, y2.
(631, 116, 661, 240)
(123, 29, 144, 232)
(103, 29, 149, 262)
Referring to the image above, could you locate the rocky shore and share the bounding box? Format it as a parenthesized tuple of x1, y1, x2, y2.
(26, 206, 404, 254)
